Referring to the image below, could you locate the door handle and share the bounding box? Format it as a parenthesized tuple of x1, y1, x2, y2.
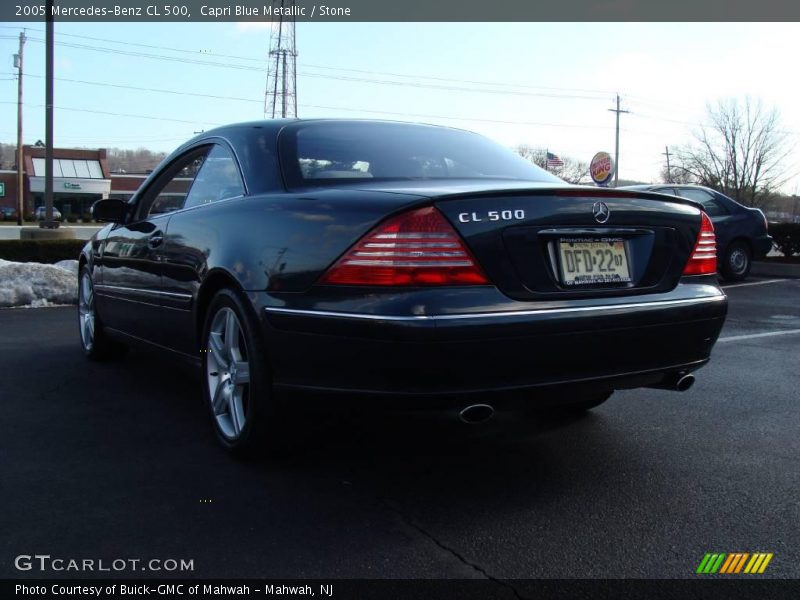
(148, 232, 164, 248)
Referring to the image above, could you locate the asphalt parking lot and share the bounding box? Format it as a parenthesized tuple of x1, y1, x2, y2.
(1, 277, 798, 582)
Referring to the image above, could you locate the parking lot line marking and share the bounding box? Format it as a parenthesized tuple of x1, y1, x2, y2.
(724, 279, 787, 289)
(718, 328, 800, 342)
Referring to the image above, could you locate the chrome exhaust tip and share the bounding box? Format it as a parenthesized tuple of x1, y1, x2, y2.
(675, 373, 695, 392)
(647, 372, 696, 392)
(459, 404, 495, 424)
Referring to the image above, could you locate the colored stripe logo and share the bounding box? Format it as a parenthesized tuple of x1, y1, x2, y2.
(696, 552, 773, 574)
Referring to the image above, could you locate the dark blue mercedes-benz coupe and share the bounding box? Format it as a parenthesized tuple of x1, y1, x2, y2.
(79, 120, 727, 454)
(620, 184, 773, 281)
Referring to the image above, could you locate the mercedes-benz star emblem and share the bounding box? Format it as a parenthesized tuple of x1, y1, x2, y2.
(592, 201, 610, 223)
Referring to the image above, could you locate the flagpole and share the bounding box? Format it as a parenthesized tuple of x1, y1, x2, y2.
(544, 148, 549, 172)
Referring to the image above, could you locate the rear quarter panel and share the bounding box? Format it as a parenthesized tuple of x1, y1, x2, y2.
(159, 189, 426, 351)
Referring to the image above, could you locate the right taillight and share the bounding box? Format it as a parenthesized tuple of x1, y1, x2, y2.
(683, 211, 717, 275)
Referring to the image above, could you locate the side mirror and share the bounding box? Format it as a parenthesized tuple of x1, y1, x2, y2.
(92, 198, 127, 223)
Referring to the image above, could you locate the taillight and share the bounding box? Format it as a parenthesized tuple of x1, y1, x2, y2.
(683, 211, 717, 275)
(757, 208, 769, 232)
(319, 206, 489, 286)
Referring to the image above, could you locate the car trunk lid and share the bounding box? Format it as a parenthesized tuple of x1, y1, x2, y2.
(430, 186, 704, 300)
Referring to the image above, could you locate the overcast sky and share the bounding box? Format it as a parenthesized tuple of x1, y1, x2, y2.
(1, 22, 798, 189)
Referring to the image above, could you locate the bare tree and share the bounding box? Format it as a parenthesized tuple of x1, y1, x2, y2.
(0, 142, 17, 169)
(106, 147, 167, 173)
(516, 144, 547, 168)
(659, 163, 693, 185)
(671, 98, 793, 207)
(515, 144, 589, 184)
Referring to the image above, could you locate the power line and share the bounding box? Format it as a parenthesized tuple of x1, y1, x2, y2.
(14, 69, 797, 138)
(8, 28, 797, 145)
(0, 25, 615, 96)
(0, 100, 223, 126)
(1, 72, 623, 131)
(47, 134, 188, 143)
(2, 23, 797, 132)
(9, 72, 262, 104)
(0, 72, 686, 136)
(1, 35, 611, 101)
(300, 102, 618, 130)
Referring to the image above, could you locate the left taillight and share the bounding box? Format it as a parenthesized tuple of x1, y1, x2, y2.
(683, 211, 717, 276)
(319, 206, 489, 286)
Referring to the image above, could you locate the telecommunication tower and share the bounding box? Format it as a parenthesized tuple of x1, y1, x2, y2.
(264, 0, 298, 119)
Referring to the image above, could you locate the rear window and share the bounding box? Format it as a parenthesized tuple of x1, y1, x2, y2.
(280, 122, 561, 186)
(676, 188, 730, 216)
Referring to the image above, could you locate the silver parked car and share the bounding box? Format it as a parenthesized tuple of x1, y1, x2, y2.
(34, 206, 63, 221)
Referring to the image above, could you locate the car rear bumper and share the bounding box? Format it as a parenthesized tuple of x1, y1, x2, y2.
(257, 281, 727, 400)
(753, 234, 774, 258)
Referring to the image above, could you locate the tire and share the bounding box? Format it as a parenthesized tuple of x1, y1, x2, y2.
(201, 288, 281, 457)
(720, 240, 752, 281)
(78, 266, 127, 360)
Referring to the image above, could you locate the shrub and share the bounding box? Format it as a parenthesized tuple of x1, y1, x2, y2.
(81, 213, 94, 223)
(769, 222, 800, 257)
(0, 239, 87, 263)
(66, 214, 78, 223)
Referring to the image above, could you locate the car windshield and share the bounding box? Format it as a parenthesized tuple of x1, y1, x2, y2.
(281, 122, 561, 186)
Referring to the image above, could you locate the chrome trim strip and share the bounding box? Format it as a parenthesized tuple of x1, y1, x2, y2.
(95, 284, 192, 300)
(265, 295, 726, 322)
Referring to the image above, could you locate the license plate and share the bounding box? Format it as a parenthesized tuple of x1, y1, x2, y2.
(558, 239, 631, 286)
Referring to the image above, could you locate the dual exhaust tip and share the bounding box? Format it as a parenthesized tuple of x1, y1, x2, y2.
(457, 373, 696, 424)
(458, 373, 695, 424)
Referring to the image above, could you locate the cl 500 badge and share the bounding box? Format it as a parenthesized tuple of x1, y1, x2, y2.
(458, 210, 526, 223)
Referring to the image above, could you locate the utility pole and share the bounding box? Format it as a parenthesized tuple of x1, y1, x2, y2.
(662, 145, 672, 183)
(14, 30, 25, 225)
(608, 93, 629, 187)
(42, 0, 57, 229)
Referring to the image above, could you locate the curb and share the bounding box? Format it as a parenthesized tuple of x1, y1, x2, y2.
(751, 261, 800, 279)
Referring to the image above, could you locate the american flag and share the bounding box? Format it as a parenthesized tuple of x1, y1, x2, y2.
(546, 152, 565, 169)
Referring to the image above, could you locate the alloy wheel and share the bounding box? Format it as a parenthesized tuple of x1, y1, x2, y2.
(79, 273, 96, 351)
(206, 307, 251, 440)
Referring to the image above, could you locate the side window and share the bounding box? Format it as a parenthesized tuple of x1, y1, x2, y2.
(183, 145, 245, 209)
(139, 148, 210, 219)
(676, 188, 729, 217)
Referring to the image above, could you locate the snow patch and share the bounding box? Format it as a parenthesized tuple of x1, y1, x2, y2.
(0, 259, 79, 308)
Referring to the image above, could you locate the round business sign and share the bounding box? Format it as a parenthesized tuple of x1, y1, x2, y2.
(590, 152, 615, 186)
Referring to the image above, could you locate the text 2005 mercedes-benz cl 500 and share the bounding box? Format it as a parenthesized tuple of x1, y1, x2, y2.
(79, 120, 727, 454)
